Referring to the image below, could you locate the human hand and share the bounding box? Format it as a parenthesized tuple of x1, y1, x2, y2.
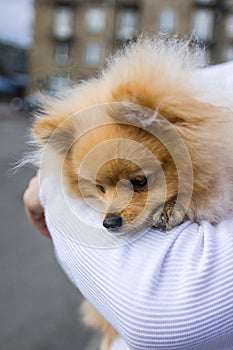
(23, 170, 51, 239)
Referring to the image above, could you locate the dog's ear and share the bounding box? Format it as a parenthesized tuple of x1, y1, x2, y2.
(108, 102, 158, 128)
(158, 97, 222, 125)
(33, 115, 77, 153)
(108, 98, 210, 129)
(111, 83, 222, 127)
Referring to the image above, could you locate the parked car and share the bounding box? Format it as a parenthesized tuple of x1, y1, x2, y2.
(0, 76, 17, 98)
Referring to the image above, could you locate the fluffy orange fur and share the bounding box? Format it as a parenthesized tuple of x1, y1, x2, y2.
(31, 36, 233, 348)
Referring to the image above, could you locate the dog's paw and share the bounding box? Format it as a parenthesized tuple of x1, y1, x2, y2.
(152, 201, 187, 231)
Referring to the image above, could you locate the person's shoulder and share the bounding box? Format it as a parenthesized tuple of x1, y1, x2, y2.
(195, 61, 233, 89)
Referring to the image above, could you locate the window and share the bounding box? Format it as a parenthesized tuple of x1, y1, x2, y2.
(85, 8, 105, 33)
(49, 76, 70, 92)
(198, 47, 211, 65)
(192, 9, 214, 41)
(117, 8, 138, 40)
(159, 8, 177, 33)
(54, 42, 69, 65)
(226, 0, 233, 9)
(226, 14, 233, 38)
(195, 0, 215, 4)
(85, 43, 101, 67)
(54, 6, 73, 40)
(225, 46, 233, 61)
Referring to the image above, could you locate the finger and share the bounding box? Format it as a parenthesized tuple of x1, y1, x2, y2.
(26, 209, 51, 239)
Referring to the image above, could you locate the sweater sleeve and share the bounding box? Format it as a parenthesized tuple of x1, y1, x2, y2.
(40, 175, 233, 350)
(193, 61, 233, 108)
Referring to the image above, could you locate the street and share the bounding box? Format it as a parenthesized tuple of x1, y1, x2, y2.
(0, 104, 99, 350)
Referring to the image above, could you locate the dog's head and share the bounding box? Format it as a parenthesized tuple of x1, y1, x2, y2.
(33, 96, 200, 234)
(32, 37, 230, 233)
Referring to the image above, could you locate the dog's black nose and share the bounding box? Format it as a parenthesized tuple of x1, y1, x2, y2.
(103, 215, 123, 229)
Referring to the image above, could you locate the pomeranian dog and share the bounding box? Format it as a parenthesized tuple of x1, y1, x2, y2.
(31, 36, 233, 349)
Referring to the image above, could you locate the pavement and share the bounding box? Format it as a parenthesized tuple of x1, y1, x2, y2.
(0, 103, 100, 350)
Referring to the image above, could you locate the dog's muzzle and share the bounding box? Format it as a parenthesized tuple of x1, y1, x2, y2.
(103, 215, 123, 230)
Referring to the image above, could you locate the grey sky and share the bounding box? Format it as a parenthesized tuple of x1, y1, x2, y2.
(0, 0, 34, 47)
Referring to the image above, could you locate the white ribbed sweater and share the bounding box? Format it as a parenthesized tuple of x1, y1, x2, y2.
(40, 175, 233, 350)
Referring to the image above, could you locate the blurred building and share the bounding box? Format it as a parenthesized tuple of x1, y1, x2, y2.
(0, 42, 28, 77)
(30, 0, 233, 92)
(0, 42, 29, 99)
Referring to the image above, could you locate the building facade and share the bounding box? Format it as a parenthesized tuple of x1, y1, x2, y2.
(30, 0, 233, 92)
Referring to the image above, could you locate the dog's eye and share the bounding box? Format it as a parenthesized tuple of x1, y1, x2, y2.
(97, 184, 106, 194)
(130, 176, 148, 191)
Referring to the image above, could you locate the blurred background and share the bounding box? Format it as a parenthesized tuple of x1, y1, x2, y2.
(0, 1, 233, 350)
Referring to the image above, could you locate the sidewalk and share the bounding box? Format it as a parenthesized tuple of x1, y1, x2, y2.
(0, 113, 98, 350)
(0, 101, 28, 120)
(84, 335, 100, 350)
